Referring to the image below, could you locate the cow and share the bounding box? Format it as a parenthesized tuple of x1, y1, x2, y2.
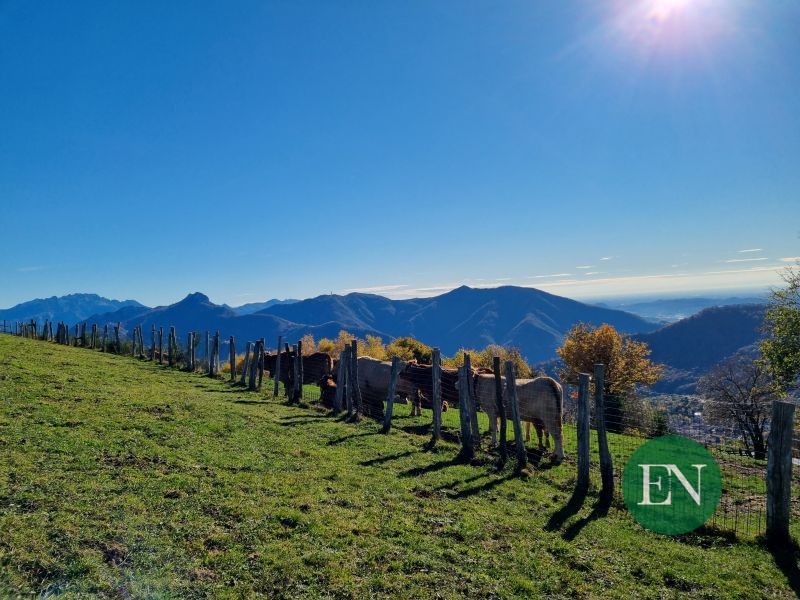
(317, 374, 337, 409)
(263, 350, 333, 386)
(468, 374, 564, 463)
(398, 360, 458, 413)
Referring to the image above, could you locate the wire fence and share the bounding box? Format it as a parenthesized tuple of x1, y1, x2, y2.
(8, 320, 798, 541)
(559, 383, 799, 539)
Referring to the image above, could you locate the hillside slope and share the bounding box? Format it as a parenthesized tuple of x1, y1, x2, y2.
(0, 336, 794, 598)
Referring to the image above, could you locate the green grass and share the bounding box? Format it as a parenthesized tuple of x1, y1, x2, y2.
(0, 336, 797, 598)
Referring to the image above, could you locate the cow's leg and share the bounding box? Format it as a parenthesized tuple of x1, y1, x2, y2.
(543, 412, 564, 463)
(525, 421, 531, 443)
(534, 420, 545, 449)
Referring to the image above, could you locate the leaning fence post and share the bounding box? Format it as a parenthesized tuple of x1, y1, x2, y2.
(493, 356, 507, 466)
(333, 349, 346, 414)
(576, 373, 591, 496)
(594, 364, 614, 501)
(273, 335, 283, 397)
(767, 400, 796, 544)
(505, 361, 527, 471)
(431, 348, 442, 443)
(382, 356, 401, 434)
(350, 340, 363, 418)
(240, 342, 251, 386)
(229, 336, 236, 382)
(457, 363, 475, 461)
(257, 338, 265, 390)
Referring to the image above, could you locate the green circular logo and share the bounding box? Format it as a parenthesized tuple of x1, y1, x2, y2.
(622, 435, 721, 535)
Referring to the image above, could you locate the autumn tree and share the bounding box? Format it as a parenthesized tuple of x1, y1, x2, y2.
(699, 355, 773, 460)
(557, 323, 663, 433)
(557, 323, 662, 394)
(386, 336, 432, 363)
(760, 264, 800, 396)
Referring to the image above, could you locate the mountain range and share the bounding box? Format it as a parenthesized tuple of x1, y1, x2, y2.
(0, 294, 144, 326)
(81, 286, 659, 364)
(2, 289, 768, 393)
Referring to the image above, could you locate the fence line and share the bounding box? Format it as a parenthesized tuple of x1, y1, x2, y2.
(6, 319, 797, 542)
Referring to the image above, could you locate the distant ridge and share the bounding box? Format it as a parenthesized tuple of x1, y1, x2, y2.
(634, 304, 766, 394)
(0, 294, 145, 326)
(82, 286, 658, 363)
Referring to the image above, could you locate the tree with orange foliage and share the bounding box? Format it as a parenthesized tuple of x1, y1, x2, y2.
(557, 323, 662, 395)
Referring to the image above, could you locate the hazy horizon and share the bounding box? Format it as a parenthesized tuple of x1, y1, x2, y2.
(0, 281, 773, 312)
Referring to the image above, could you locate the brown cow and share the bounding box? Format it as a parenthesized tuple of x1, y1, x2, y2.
(263, 350, 333, 386)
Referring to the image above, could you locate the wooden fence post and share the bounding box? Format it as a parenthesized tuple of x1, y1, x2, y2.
(465, 353, 480, 448)
(594, 364, 614, 501)
(382, 356, 401, 433)
(431, 348, 442, 443)
(102, 324, 108, 352)
(257, 338, 264, 390)
(344, 346, 354, 419)
(493, 356, 507, 465)
(273, 335, 283, 397)
(187, 332, 194, 370)
(157, 327, 163, 363)
(131, 327, 137, 357)
(350, 340, 363, 418)
(295, 340, 304, 402)
(149, 325, 155, 360)
(767, 400, 796, 544)
(576, 373, 591, 496)
(204, 331, 209, 372)
(114, 323, 120, 354)
(168, 326, 175, 366)
(91, 324, 97, 349)
(333, 349, 346, 414)
(505, 360, 527, 471)
(229, 336, 236, 382)
(240, 342, 251, 386)
(248, 340, 260, 391)
(457, 364, 475, 461)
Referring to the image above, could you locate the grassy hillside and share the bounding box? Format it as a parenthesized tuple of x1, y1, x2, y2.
(0, 336, 796, 598)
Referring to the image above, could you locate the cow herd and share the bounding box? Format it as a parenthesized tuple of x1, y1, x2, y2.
(263, 350, 565, 463)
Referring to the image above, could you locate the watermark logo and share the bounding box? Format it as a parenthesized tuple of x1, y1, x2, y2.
(622, 435, 721, 535)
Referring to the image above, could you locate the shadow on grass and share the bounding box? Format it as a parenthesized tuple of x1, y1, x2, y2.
(233, 399, 268, 405)
(280, 414, 330, 421)
(767, 538, 800, 597)
(360, 450, 418, 467)
(544, 485, 589, 534)
(429, 470, 515, 500)
(326, 431, 378, 446)
(399, 458, 460, 478)
(561, 495, 613, 541)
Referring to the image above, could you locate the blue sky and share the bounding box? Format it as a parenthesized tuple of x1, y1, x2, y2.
(1, 0, 798, 308)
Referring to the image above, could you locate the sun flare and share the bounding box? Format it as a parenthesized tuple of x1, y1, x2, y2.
(648, 0, 691, 21)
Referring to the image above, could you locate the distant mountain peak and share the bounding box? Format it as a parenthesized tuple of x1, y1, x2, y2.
(181, 292, 211, 304)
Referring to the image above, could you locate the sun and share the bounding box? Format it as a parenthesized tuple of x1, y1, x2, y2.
(647, 0, 691, 22)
